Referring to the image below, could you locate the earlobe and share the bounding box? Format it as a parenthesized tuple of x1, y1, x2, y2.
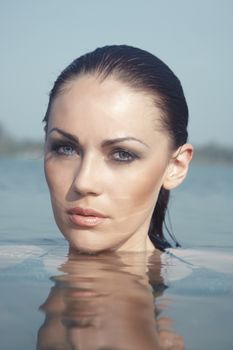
(163, 144, 193, 190)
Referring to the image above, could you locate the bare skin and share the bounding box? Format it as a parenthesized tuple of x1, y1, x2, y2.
(44, 75, 193, 254)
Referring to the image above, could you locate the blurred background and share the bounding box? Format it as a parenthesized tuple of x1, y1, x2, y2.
(1, 0, 233, 149)
(0, 0, 232, 248)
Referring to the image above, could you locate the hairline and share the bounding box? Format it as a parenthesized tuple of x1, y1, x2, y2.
(44, 71, 175, 149)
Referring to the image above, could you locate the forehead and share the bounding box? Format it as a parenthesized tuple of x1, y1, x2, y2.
(49, 75, 168, 145)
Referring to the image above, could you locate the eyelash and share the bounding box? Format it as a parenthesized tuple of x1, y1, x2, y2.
(110, 148, 138, 163)
(50, 142, 78, 156)
(50, 141, 139, 163)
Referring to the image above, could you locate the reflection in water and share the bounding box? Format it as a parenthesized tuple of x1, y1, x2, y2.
(37, 251, 184, 350)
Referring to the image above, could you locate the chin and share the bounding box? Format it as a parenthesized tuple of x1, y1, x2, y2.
(71, 247, 109, 255)
(68, 242, 115, 255)
(62, 232, 115, 255)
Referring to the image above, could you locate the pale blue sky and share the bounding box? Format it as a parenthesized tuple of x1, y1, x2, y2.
(0, 0, 232, 145)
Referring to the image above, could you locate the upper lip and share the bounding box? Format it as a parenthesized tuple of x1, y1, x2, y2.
(67, 207, 108, 218)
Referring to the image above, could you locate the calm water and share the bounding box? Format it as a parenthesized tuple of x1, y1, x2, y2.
(0, 158, 233, 349)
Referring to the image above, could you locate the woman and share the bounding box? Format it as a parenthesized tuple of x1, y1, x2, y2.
(43, 45, 193, 254)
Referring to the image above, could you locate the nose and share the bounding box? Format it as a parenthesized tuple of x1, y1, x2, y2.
(72, 154, 103, 196)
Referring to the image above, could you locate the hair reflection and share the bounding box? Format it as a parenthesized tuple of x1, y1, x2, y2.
(37, 252, 184, 350)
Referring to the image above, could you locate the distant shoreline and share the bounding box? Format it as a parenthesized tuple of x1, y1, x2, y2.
(192, 144, 233, 164)
(0, 139, 233, 164)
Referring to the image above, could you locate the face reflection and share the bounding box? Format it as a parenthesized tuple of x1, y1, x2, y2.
(37, 252, 164, 350)
(44, 75, 173, 253)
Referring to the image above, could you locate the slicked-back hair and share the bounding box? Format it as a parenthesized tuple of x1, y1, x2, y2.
(43, 45, 189, 250)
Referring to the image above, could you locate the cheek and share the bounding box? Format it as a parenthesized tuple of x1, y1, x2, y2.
(110, 162, 166, 214)
(44, 160, 71, 200)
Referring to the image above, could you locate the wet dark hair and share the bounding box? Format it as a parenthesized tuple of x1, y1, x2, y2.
(43, 45, 189, 251)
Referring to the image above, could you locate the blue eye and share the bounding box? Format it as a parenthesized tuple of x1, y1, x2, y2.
(58, 145, 75, 156)
(112, 149, 138, 163)
(51, 142, 76, 156)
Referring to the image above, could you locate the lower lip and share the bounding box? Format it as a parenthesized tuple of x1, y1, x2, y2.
(69, 214, 107, 227)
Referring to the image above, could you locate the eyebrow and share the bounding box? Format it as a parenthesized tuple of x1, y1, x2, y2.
(101, 137, 149, 148)
(48, 127, 149, 148)
(48, 128, 80, 144)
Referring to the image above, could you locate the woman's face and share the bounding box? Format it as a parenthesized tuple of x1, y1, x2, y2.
(44, 75, 174, 253)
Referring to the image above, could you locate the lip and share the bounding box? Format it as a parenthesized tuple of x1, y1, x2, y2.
(66, 288, 100, 298)
(67, 207, 108, 228)
(68, 207, 107, 218)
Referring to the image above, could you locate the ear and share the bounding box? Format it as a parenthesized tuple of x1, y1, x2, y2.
(163, 143, 193, 190)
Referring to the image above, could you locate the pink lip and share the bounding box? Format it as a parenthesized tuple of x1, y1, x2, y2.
(67, 207, 108, 228)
